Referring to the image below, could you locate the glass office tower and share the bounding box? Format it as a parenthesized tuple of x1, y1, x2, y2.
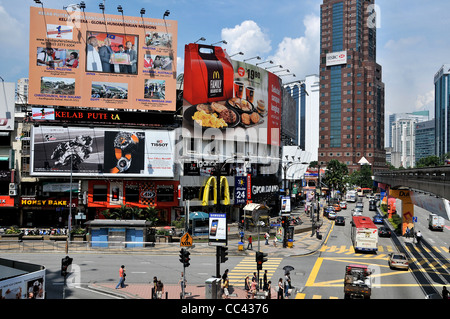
(319, 0, 385, 173)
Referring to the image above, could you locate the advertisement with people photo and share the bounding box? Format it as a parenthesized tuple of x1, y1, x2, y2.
(28, 7, 177, 111)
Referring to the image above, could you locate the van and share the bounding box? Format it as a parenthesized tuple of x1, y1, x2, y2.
(428, 213, 445, 231)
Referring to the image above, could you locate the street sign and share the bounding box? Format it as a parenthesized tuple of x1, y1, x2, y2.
(180, 232, 193, 247)
(412, 216, 417, 223)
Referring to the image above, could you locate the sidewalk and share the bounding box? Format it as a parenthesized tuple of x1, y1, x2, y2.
(87, 208, 332, 299)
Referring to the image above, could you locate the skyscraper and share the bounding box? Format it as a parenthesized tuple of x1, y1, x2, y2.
(318, 0, 385, 173)
(434, 64, 450, 158)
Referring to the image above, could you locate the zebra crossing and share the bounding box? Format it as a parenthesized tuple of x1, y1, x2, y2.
(227, 256, 284, 287)
(319, 244, 450, 255)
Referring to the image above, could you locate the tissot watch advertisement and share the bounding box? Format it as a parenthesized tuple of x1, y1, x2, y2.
(208, 213, 227, 246)
(30, 125, 174, 177)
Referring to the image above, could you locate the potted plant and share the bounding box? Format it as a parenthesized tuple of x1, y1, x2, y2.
(2, 226, 23, 240)
(70, 227, 87, 241)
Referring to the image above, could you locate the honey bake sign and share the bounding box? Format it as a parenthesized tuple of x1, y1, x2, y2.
(182, 44, 281, 146)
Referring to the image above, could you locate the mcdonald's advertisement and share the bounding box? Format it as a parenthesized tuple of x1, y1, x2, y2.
(30, 125, 175, 178)
(27, 7, 177, 111)
(182, 43, 282, 146)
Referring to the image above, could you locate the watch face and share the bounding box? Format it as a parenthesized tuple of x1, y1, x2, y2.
(104, 131, 145, 174)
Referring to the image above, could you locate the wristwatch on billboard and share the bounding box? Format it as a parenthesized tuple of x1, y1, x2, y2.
(110, 132, 140, 173)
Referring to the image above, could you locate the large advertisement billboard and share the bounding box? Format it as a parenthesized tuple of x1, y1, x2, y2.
(30, 125, 175, 178)
(28, 7, 177, 111)
(182, 43, 281, 146)
(0, 82, 15, 131)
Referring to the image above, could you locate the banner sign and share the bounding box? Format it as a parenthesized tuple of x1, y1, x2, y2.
(208, 213, 227, 246)
(30, 125, 175, 178)
(182, 43, 281, 146)
(234, 176, 247, 205)
(28, 7, 177, 111)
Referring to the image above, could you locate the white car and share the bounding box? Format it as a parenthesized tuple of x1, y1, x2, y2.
(328, 211, 337, 220)
(352, 208, 363, 216)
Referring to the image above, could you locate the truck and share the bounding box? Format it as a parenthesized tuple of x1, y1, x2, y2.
(428, 213, 445, 231)
(344, 264, 372, 299)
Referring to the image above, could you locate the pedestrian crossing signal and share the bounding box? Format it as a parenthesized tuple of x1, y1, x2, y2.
(256, 251, 268, 270)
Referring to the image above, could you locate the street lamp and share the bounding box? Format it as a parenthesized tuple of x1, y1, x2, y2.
(274, 69, 290, 74)
(163, 10, 170, 19)
(265, 64, 282, 70)
(243, 56, 261, 63)
(256, 60, 273, 66)
(211, 40, 227, 46)
(229, 52, 244, 58)
(194, 37, 206, 44)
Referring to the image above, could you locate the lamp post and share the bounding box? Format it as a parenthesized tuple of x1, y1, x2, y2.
(229, 52, 244, 58)
(281, 156, 308, 248)
(194, 37, 206, 44)
(211, 40, 227, 46)
(256, 60, 273, 67)
(243, 56, 261, 63)
(265, 64, 282, 70)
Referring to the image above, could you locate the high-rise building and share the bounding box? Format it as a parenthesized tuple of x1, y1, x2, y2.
(284, 74, 320, 161)
(434, 64, 450, 158)
(415, 120, 435, 163)
(388, 111, 429, 148)
(318, 0, 385, 173)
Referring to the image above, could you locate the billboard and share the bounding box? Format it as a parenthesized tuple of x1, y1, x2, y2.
(326, 50, 347, 66)
(30, 125, 175, 177)
(182, 43, 281, 146)
(0, 82, 15, 131)
(28, 7, 177, 111)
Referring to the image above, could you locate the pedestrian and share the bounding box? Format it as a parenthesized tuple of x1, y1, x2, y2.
(179, 272, 186, 291)
(277, 278, 284, 299)
(416, 230, 422, 244)
(247, 235, 253, 250)
(240, 230, 244, 243)
(264, 232, 269, 245)
(222, 269, 229, 281)
(156, 279, 164, 299)
(273, 237, 277, 247)
(284, 277, 290, 298)
(222, 277, 230, 299)
(115, 265, 126, 289)
(250, 278, 257, 299)
(152, 276, 158, 299)
(443, 286, 449, 299)
(267, 281, 272, 299)
(245, 276, 250, 299)
(263, 270, 268, 291)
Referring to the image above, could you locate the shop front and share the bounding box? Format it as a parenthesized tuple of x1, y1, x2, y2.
(19, 196, 78, 227)
(87, 179, 180, 225)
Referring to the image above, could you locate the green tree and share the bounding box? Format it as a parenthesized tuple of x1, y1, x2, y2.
(416, 155, 442, 168)
(323, 159, 348, 194)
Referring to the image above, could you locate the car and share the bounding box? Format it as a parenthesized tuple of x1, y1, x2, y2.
(333, 204, 341, 212)
(352, 207, 363, 216)
(388, 253, 409, 270)
(328, 211, 337, 220)
(335, 216, 345, 225)
(339, 201, 347, 209)
(373, 214, 383, 224)
(369, 200, 377, 211)
(324, 206, 335, 217)
(378, 226, 391, 237)
(356, 202, 364, 210)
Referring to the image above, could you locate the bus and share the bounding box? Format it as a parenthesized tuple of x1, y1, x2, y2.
(357, 187, 371, 197)
(346, 190, 357, 203)
(351, 216, 378, 252)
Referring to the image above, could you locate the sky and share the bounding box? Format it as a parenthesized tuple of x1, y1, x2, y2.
(1, 0, 449, 122)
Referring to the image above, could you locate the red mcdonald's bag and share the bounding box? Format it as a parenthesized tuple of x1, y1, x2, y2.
(183, 43, 234, 105)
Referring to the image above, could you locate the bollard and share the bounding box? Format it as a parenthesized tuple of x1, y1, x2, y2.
(238, 241, 244, 251)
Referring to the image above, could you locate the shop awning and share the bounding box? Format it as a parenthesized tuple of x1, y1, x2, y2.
(243, 203, 269, 211)
(189, 211, 209, 220)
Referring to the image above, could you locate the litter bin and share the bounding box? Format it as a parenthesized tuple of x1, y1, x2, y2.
(205, 278, 222, 299)
(287, 239, 293, 248)
(238, 241, 244, 251)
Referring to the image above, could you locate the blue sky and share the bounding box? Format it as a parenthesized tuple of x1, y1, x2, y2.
(1, 0, 449, 120)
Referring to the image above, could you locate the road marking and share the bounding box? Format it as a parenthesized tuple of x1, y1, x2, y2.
(228, 257, 283, 286)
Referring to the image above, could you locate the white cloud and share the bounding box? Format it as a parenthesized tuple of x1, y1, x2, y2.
(269, 14, 320, 79)
(0, 5, 25, 50)
(221, 20, 272, 58)
(415, 89, 434, 111)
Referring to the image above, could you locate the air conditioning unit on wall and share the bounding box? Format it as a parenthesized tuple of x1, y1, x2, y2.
(9, 189, 17, 196)
(9, 183, 17, 190)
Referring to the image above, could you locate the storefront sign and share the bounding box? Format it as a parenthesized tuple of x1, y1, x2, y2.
(234, 176, 247, 205)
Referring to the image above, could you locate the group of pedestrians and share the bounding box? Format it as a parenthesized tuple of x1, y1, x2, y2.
(114, 265, 165, 299)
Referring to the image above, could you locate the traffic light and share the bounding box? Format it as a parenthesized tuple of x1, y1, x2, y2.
(255, 251, 268, 270)
(179, 248, 185, 264)
(183, 250, 191, 268)
(219, 246, 228, 263)
(61, 255, 73, 277)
